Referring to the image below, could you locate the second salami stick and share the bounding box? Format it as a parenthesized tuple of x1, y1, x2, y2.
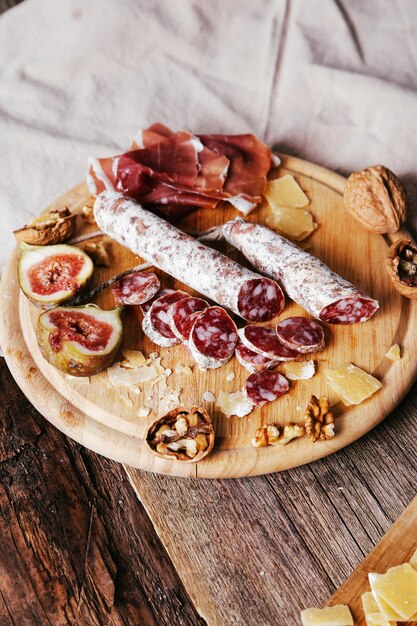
(94, 191, 284, 322)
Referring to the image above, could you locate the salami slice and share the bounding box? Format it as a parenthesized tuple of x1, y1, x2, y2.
(238, 326, 299, 360)
(111, 271, 160, 306)
(214, 219, 379, 324)
(94, 192, 284, 322)
(140, 288, 175, 315)
(243, 370, 289, 407)
(142, 291, 188, 347)
(276, 317, 325, 354)
(235, 341, 278, 374)
(189, 306, 238, 369)
(181, 310, 206, 342)
(168, 296, 209, 341)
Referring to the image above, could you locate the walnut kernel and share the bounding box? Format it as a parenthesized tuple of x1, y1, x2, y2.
(252, 423, 305, 448)
(305, 395, 335, 442)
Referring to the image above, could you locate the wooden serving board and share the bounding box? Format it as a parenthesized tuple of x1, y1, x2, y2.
(1, 154, 417, 479)
(328, 495, 417, 625)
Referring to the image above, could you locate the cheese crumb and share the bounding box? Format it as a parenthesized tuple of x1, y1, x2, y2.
(226, 372, 235, 381)
(217, 390, 253, 418)
(284, 360, 315, 380)
(385, 343, 401, 362)
(175, 364, 193, 375)
(202, 391, 216, 403)
(138, 406, 150, 418)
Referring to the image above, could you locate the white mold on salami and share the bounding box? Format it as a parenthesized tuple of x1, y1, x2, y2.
(218, 218, 379, 324)
(188, 306, 238, 370)
(238, 326, 299, 360)
(243, 370, 289, 407)
(276, 317, 325, 354)
(94, 192, 284, 322)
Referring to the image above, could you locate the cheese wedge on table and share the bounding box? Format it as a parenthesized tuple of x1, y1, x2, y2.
(265, 175, 310, 208)
(371, 564, 417, 621)
(369, 571, 417, 622)
(361, 591, 395, 626)
(300, 605, 353, 626)
(266, 207, 317, 241)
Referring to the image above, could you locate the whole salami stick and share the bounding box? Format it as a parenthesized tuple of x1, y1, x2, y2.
(199, 218, 379, 324)
(93, 191, 284, 322)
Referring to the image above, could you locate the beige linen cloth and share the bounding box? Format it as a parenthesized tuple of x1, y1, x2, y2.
(1, 0, 416, 269)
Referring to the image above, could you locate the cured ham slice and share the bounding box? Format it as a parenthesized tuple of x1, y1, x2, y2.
(87, 124, 275, 218)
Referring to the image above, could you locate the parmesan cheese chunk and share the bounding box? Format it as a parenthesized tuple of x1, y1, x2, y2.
(410, 548, 417, 570)
(361, 592, 395, 626)
(326, 363, 382, 406)
(266, 206, 317, 241)
(284, 360, 315, 381)
(265, 174, 310, 208)
(371, 564, 417, 620)
(385, 344, 401, 362)
(300, 605, 353, 626)
(217, 390, 253, 418)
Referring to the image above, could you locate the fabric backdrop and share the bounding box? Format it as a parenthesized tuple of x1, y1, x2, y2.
(1, 0, 416, 268)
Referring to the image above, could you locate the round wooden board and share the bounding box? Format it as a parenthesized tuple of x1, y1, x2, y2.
(1, 155, 417, 479)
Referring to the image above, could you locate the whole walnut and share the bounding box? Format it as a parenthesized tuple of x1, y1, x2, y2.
(344, 165, 407, 234)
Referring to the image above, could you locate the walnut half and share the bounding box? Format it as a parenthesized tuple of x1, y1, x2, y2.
(252, 423, 305, 448)
(305, 395, 335, 442)
(146, 406, 215, 463)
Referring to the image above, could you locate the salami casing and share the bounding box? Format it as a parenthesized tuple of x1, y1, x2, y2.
(235, 341, 279, 373)
(238, 326, 299, 360)
(142, 291, 188, 347)
(243, 370, 289, 407)
(168, 296, 209, 341)
(215, 219, 379, 324)
(111, 270, 160, 306)
(94, 192, 284, 322)
(276, 317, 325, 353)
(189, 306, 238, 369)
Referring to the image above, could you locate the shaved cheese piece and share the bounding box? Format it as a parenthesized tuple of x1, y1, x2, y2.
(371, 564, 417, 620)
(265, 175, 310, 208)
(203, 391, 216, 403)
(300, 605, 353, 626)
(175, 364, 193, 375)
(226, 372, 235, 381)
(138, 406, 150, 418)
(284, 360, 315, 380)
(157, 386, 181, 417)
(410, 548, 417, 570)
(326, 363, 382, 406)
(121, 350, 148, 368)
(107, 362, 158, 387)
(266, 206, 317, 241)
(361, 592, 394, 626)
(65, 374, 90, 385)
(217, 390, 253, 418)
(369, 572, 417, 621)
(385, 344, 401, 362)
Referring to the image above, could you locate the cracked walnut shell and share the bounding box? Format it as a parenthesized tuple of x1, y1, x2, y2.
(386, 238, 417, 298)
(305, 395, 335, 442)
(13, 208, 77, 245)
(146, 406, 215, 463)
(344, 165, 407, 234)
(252, 423, 305, 448)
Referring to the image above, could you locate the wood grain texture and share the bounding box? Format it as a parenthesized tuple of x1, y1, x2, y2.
(2, 155, 417, 479)
(328, 495, 417, 624)
(0, 359, 205, 626)
(125, 385, 417, 625)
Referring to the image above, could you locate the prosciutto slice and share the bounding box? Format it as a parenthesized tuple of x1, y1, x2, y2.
(87, 124, 274, 218)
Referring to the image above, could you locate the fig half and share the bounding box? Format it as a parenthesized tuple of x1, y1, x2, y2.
(18, 243, 94, 309)
(37, 304, 123, 376)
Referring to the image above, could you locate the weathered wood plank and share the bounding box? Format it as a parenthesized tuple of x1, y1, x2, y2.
(0, 359, 205, 626)
(125, 382, 417, 625)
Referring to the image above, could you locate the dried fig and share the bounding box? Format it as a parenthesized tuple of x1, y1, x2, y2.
(37, 304, 123, 376)
(18, 243, 94, 309)
(14, 208, 77, 245)
(146, 406, 215, 463)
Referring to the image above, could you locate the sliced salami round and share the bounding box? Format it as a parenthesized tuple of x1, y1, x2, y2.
(189, 306, 238, 369)
(243, 370, 289, 407)
(181, 310, 206, 342)
(168, 296, 209, 341)
(111, 270, 160, 306)
(237, 278, 284, 322)
(142, 291, 188, 347)
(276, 317, 325, 354)
(235, 341, 278, 374)
(319, 297, 378, 324)
(140, 288, 175, 315)
(238, 325, 299, 360)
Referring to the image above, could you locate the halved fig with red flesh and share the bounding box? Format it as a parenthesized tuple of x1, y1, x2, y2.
(18, 243, 94, 309)
(37, 304, 123, 376)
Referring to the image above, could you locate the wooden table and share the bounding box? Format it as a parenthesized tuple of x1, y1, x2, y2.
(1, 2, 417, 624)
